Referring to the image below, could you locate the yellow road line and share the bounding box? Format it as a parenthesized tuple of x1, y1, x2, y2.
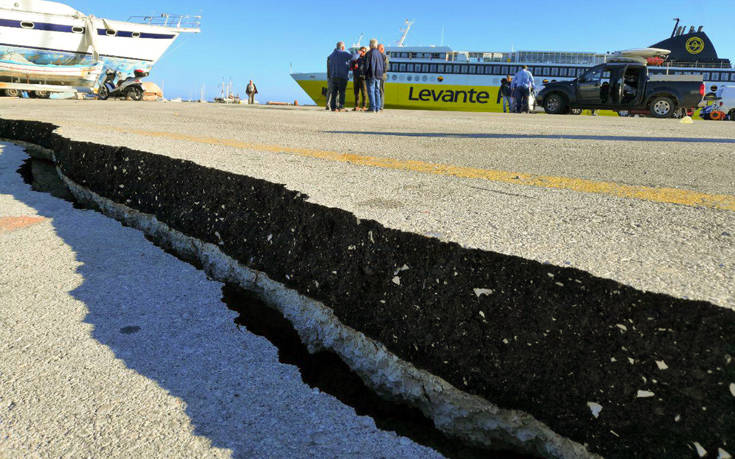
(90, 125, 735, 212)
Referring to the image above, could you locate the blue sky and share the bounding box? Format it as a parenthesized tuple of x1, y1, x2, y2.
(69, 0, 735, 103)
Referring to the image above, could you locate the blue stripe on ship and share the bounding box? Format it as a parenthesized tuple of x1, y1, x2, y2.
(0, 18, 175, 39)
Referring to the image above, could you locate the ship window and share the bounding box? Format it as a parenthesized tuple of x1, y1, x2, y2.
(421, 64, 429, 72)
(484, 65, 493, 74)
(559, 68, 567, 77)
(20, 21, 34, 29)
(730, 73, 735, 81)
(493, 66, 503, 75)
(106, 29, 117, 36)
(398, 63, 406, 72)
(407, 75, 412, 81)
(468, 65, 476, 74)
(72, 26, 84, 33)
(132, 32, 141, 38)
(422, 75, 428, 81)
(460, 65, 468, 73)
(429, 64, 437, 72)
(392, 74, 397, 81)
(501, 66, 508, 74)
(406, 63, 414, 72)
(452, 64, 459, 73)
(437, 64, 444, 73)
(702, 72, 710, 80)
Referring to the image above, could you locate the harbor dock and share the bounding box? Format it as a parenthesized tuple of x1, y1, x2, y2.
(1, 99, 733, 457)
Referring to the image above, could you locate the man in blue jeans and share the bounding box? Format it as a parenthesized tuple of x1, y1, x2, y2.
(364, 39, 385, 112)
(511, 65, 535, 113)
(327, 41, 353, 111)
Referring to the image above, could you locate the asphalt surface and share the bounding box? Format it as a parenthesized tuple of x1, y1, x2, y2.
(0, 142, 441, 458)
(1, 99, 732, 309)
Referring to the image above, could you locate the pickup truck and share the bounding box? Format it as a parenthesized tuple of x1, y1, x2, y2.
(536, 59, 704, 117)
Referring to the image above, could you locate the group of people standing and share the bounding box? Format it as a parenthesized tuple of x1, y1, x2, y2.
(496, 65, 536, 113)
(326, 39, 389, 112)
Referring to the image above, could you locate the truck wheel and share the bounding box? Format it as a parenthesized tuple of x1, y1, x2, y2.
(126, 86, 143, 101)
(32, 90, 50, 99)
(649, 96, 676, 118)
(543, 93, 566, 114)
(4, 89, 20, 97)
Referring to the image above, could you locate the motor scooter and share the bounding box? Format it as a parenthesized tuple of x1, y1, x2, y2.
(97, 69, 147, 101)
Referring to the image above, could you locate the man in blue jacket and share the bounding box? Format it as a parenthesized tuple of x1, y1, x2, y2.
(327, 41, 353, 111)
(364, 39, 385, 113)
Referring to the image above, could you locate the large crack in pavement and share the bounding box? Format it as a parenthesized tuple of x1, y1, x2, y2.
(2, 118, 733, 458)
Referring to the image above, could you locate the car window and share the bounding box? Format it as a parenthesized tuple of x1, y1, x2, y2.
(581, 68, 602, 83)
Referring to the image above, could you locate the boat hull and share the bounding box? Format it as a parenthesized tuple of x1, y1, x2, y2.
(0, 59, 101, 86)
(293, 72, 507, 112)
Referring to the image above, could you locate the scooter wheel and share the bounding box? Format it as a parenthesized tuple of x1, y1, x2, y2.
(98, 87, 109, 100)
(127, 86, 143, 101)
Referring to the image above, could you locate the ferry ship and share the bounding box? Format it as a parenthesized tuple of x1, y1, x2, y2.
(291, 20, 733, 112)
(0, 0, 200, 85)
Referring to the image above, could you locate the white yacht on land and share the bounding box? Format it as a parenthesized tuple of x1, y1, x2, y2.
(0, 0, 199, 89)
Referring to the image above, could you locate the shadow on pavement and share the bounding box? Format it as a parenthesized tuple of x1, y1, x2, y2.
(325, 130, 735, 143)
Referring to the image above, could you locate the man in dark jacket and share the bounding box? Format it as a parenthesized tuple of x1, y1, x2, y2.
(364, 39, 385, 113)
(496, 77, 512, 113)
(351, 47, 368, 111)
(327, 41, 353, 111)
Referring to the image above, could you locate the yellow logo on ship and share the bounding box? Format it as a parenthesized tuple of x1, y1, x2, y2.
(686, 37, 704, 55)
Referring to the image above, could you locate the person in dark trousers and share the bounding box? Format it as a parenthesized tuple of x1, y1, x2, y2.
(325, 55, 332, 110)
(364, 39, 385, 113)
(378, 43, 389, 110)
(351, 47, 368, 111)
(511, 65, 535, 113)
(496, 77, 512, 113)
(327, 41, 353, 111)
(245, 80, 257, 105)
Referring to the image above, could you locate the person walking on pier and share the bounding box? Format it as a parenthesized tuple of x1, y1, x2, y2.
(245, 80, 258, 105)
(327, 41, 353, 111)
(365, 39, 385, 113)
(497, 77, 512, 113)
(511, 65, 535, 113)
(378, 43, 389, 110)
(352, 47, 368, 111)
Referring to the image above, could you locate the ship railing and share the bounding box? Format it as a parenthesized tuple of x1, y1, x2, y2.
(127, 14, 201, 30)
(662, 61, 732, 69)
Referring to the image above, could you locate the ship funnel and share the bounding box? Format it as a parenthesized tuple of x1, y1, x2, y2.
(697, 25, 703, 32)
(677, 26, 684, 36)
(688, 25, 695, 34)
